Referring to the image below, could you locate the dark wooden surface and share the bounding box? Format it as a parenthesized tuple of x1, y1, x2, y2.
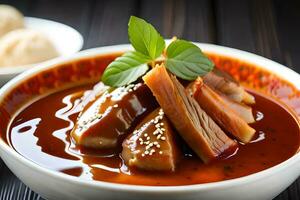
(0, 0, 300, 199)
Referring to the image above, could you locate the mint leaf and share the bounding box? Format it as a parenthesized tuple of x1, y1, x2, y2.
(165, 40, 214, 80)
(102, 51, 150, 87)
(128, 16, 165, 59)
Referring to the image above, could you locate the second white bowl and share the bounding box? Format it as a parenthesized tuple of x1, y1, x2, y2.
(0, 17, 83, 85)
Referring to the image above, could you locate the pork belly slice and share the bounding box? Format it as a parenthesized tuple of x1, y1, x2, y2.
(192, 78, 256, 143)
(71, 83, 158, 149)
(187, 80, 255, 124)
(65, 82, 110, 116)
(79, 82, 110, 108)
(204, 68, 255, 104)
(220, 94, 255, 124)
(143, 64, 237, 163)
(122, 108, 180, 171)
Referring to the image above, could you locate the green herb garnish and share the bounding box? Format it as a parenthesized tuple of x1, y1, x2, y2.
(102, 16, 214, 87)
(166, 39, 214, 80)
(101, 51, 150, 86)
(128, 16, 165, 60)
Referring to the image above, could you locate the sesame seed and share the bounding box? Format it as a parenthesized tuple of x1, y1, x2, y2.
(160, 136, 166, 141)
(145, 150, 149, 155)
(159, 151, 163, 154)
(144, 133, 148, 137)
(153, 130, 159, 135)
(156, 144, 161, 148)
(142, 154, 145, 157)
(146, 136, 150, 140)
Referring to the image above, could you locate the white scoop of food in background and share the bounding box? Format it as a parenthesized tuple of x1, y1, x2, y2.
(0, 4, 24, 38)
(0, 29, 59, 67)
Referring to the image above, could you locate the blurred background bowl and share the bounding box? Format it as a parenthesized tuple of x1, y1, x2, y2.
(0, 17, 83, 86)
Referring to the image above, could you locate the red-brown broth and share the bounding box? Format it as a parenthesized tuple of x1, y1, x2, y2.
(3, 53, 300, 186)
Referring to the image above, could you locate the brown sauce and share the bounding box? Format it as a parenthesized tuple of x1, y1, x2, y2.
(7, 82, 300, 186)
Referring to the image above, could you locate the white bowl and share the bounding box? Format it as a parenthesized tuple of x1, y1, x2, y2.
(0, 17, 83, 85)
(0, 43, 299, 200)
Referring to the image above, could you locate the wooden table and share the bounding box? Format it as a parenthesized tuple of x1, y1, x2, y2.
(0, 0, 299, 199)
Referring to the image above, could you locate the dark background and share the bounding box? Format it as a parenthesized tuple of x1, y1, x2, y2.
(0, 0, 300, 199)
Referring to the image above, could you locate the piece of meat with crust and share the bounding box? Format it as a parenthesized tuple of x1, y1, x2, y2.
(122, 108, 180, 171)
(204, 68, 255, 104)
(143, 64, 237, 163)
(71, 83, 158, 149)
(192, 78, 256, 143)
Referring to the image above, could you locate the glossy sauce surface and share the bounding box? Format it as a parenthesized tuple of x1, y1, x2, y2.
(8, 83, 300, 186)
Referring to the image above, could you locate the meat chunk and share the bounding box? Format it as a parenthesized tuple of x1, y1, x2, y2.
(192, 78, 256, 143)
(204, 68, 255, 104)
(220, 94, 255, 124)
(71, 83, 158, 149)
(143, 64, 237, 163)
(71, 82, 110, 114)
(122, 108, 180, 171)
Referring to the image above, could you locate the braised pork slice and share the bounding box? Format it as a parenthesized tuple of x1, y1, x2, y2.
(192, 78, 256, 143)
(220, 94, 255, 123)
(70, 82, 110, 115)
(71, 83, 158, 149)
(122, 108, 180, 171)
(204, 68, 255, 104)
(143, 64, 237, 163)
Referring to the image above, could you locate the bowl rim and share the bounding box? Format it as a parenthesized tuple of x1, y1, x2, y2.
(0, 42, 299, 193)
(0, 16, 84, 75)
